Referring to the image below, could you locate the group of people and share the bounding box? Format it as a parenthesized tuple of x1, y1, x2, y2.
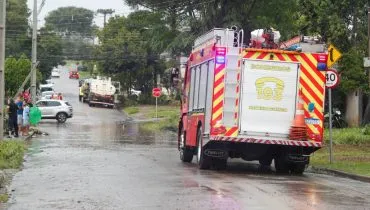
(7, 97, 32, 138)
(51, 93, 63, 100)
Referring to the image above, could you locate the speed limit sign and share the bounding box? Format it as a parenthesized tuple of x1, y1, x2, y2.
(325, 69, 340, 88)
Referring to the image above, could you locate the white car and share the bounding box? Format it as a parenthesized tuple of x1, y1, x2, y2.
(41, 91, 55, 100)
(130, 89, 141, 96)
(51, 69, 60, 78)
(36, 99, 73, 123)
(45, 79, 54, 84)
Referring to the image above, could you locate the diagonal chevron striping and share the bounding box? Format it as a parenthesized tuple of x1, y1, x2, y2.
(211, 64, 226, 126)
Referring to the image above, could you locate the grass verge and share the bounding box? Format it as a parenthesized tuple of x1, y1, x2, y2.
(141, 106, 179, 132)
(123, 107, 139, 115)
(123, 105, 179, 132)
(311, 145, 370, 177)
(323, 128, 370, 145)
(0, 140, 26, 169)
(78, 71, 92, 79)
(0, 194, 8, 203)
(0, 140, 26, 203)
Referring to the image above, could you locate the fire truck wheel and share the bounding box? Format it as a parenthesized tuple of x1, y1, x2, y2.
(259, 156, 273, 166)
(179, 129, 193, 163)
(196, 126, 211, 169)
(274, 157, 290, 174)
(291, 163, 307, 175)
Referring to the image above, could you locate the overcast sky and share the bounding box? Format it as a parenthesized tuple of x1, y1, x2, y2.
(27, 0, 133, 28)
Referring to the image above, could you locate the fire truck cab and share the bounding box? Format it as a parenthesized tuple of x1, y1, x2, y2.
(178, 27, 326, 174)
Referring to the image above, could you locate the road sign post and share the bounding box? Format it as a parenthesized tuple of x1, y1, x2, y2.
(326, 69, 340, 164)
(152, 88, 161, 120)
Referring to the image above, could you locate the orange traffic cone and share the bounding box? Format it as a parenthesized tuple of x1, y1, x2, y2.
(289, 89, 307, 140)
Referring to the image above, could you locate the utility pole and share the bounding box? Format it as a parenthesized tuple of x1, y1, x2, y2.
(0, 0, 6, 140)
(31, 0, 37, 104)
(368, 6, 370, 86)
(97, 9, 114, 27)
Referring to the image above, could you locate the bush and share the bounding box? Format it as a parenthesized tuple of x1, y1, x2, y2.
(362, 125, 370, 135)
(324, 128, 370, 145)
(123, 96, 138, 107)
(0, 141, 25, 169)
(137, 93, 170, 105)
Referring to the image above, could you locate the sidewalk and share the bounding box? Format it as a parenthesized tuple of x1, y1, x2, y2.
(3, 127, 42, 141)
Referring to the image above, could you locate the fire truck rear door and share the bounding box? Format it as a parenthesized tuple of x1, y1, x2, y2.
(239, 59, 300, 137)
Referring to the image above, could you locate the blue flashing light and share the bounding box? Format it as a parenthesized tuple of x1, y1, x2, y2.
(216, 55, 225, 64)
(317, 62, 327, 71)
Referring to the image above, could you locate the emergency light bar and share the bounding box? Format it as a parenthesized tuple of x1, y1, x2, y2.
(215, 47, 226, 64)
(316, 53, 328, 71)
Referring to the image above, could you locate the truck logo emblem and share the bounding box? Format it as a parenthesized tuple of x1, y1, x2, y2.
(204, 149, 227, 158)
(255, 77, 284, 101)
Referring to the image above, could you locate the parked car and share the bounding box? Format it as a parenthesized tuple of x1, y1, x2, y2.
(130, 89, 142, 96)
(45, 79, 54, 84)
(39, 84, 54, 97)
(35, 99, 73, 123)
(41, 91, 55, 100)
(69, 71, 80, 79)
(51, 68, 60, 78)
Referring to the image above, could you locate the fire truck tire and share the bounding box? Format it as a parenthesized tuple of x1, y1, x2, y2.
(291, 162, 308, 175)
(213, 158, 227, 170)
(274, 157, 290, 174)
(179, 128, 193, 163)
(196, 126, 211, 169)
(259, 156, 273, 166)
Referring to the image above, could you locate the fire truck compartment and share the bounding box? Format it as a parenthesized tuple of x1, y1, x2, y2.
(239, 59, 300, 138)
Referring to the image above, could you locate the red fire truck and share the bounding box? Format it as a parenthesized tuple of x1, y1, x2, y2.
(178, 27, 327, 174)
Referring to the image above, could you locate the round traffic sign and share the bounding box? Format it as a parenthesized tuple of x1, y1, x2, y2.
(152, 87, 161, 98)
(325, 69, 339, 88)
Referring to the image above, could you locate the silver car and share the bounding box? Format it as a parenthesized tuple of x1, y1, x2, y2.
(36, 99, 73, 123)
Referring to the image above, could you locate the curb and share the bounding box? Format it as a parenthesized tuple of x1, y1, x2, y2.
(24, 131, 36, 141)
(309, 166, 370, 183)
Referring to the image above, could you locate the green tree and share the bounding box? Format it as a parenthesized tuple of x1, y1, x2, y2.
(96, 12, 166, 95)
(3, 56, 42, 97)
(124, 0, 301, 55)
(299, 0, 369, 123)
(38, 29, 65, 80)
(45, 6, 95, 36)
(5, 0, 31, 57)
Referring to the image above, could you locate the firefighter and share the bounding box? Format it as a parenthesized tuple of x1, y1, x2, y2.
(79, 85, 84, 102)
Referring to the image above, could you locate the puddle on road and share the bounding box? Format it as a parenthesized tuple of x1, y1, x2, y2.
(114, 121, 177, 146)
(40, 119, 177, 147)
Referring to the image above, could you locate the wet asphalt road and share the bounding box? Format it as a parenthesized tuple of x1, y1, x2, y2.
(6, 68, 370, 210)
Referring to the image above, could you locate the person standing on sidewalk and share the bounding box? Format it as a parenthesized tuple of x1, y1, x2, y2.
(22, 102, 30, 136)
(15, 97, 24, 135)
(7, 98, 19, 138)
